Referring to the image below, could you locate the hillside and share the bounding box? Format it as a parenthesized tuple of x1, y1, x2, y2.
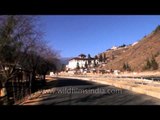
(99, 26, 160, 71)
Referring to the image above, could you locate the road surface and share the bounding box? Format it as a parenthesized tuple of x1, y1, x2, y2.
(21, 78, 160, 105)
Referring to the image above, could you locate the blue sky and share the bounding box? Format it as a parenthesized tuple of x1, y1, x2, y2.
(40, 15, 160, 58)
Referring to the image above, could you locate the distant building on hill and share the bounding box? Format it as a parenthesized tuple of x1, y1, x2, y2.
(132, 41, 138, 46)
(111, 46, 117, 50)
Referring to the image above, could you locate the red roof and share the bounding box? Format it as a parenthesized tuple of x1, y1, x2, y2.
(69, 57, 95, 61)
(70, 57, 88, 61)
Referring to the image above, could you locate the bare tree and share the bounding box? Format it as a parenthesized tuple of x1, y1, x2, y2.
(0, 15, 60, 102)
(0, 15, 42, 98)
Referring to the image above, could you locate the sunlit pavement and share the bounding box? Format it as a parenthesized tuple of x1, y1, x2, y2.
(21, 78, 160, 105)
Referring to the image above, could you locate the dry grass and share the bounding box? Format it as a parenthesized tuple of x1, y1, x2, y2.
(59, 73, 160, 99)
(101, 29, 160, 71)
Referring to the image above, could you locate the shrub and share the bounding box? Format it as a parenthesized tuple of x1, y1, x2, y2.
(144, 57, 158, 70)
(123, 63, 131, 71)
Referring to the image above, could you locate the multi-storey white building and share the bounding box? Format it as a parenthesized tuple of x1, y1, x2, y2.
(66, 54, 98, 70)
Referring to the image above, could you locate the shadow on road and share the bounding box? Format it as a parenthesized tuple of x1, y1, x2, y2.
(22, 77, 160, 105)
(43, 78, 99, 89)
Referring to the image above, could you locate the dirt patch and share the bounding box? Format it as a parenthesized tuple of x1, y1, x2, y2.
(45, 76, 58, 82)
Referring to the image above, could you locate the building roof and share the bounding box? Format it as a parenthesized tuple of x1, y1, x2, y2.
(69, 57, 95, 61)
(70, 57, 88, 61)
(69, 53, 97, 61)
(78, 54, 86, 58)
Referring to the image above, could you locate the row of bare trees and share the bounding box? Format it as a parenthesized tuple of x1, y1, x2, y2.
(0, 15, 60, 97)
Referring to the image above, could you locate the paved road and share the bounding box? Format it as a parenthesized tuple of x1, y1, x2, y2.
(21, 78, 160, 105)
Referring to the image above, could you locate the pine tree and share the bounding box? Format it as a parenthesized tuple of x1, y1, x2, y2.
(85, 61, 88, 68)
(88, 54, 91, 66)
(99, 54, 103, 62)
(151, 57, 158, 70)
(154, 25, 160, 33)
(145, 59, 151, 70)
(144, 57, 158, 70)
(93, 59, 97, 67)
(103, 54, 106, 62)
(123, 63, 127, 71)
(123, 63, 131, 71)
(119, 44, 126, 47)
(76, 62, 80, 69)
(95, 55, 98, 59)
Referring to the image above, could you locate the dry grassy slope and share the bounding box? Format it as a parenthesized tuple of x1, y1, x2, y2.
(104, 47, 129, 58)
(101, 29, 160, 71)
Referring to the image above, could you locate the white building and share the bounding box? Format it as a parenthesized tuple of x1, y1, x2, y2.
(111, 46, 117, 50)
(66, 54, 98, 70)
(132, 41, 138, 46)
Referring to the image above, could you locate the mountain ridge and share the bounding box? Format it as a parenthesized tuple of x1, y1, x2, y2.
(97, 25, 160, 71)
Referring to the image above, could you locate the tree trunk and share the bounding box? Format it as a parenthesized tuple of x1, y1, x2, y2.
(12, 78, 16, 103)
(42, 74, 46, 86)
(31, 71, 36, 92)
(43, 74, 46, 81)
(1, 87, 7, 97)
(1, 83, 8, 105)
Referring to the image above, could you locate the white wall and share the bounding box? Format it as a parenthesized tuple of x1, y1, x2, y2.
(68, 59, 77, 69)
(67, 59, 87, 69)
(66, 58, 99, 70)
